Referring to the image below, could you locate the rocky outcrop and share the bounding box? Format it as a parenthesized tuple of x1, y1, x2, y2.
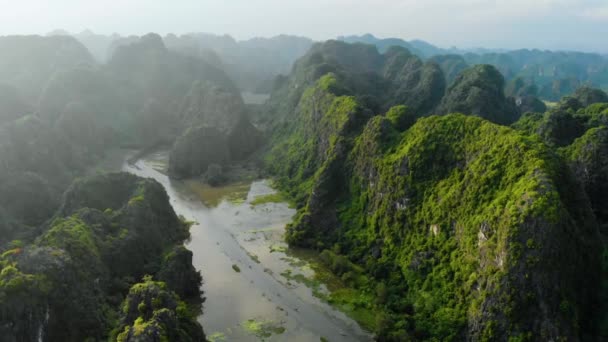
(573, 86, 608, 107)
(515, 95, 547, 114)
(266, 69, 601, 340)
(349, 115, 598, 340)
(168, 126, 231, 179)
(382, 47, 446, 114)
(168, 82, 263, 179)
(0, 173, 203, 341)
(113, 277, 205, 342)
(267, 40, 446, 126)
(563, 127, 608, 224)
(107, 33, 237, 107)
(428, 54, 469, 85)
(438, 64, 520, 124)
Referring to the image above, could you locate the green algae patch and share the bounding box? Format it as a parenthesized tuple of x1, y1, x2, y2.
(269, 244, 287, 253)
(247, 252, 261, 264)
(185, 180, 251, 207)
(280, 248, 381, 332)
(250, 192, 288, 207)
(231, 264, 241, 273)
(208, 332, 226, 342)
(280, 256, 308, 268)
(326, 288, 377, 332)
(244, 227, 276, 234)
(242, 318, 286, 339)
(280, 269, 318, 289)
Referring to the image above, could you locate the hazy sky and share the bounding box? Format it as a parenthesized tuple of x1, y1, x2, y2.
(1, 0, 607, 52)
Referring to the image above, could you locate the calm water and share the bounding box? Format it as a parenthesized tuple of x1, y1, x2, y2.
(117, 151, 371, 342)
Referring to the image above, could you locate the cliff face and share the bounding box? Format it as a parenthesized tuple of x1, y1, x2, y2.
(265, 67, 601, 340)
(563, 126, 608, 224)
(340, 115, 598, 340)
(0, 173, 204, 341)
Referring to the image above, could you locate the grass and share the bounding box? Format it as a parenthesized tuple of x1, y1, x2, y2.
(280, 269, 318, 289)
(185, 180, 251, 207)
(250, 192, 287, 206)
(280, 248, 380, 332)
(327, 288, 377, 331)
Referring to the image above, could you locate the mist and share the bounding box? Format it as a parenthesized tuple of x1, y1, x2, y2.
(1, 0, 607, 52)
(1, 2, 608, 341)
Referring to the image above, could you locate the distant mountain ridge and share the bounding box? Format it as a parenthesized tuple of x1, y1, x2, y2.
(50, 29, 608, 99)
(340, 34, 608, 99)
(48, 30, 314, 92)
(338, 33, 506, 58)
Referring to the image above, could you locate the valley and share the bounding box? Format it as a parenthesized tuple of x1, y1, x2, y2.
(1, 16, 608, 341)
(121, 150, 371, 341)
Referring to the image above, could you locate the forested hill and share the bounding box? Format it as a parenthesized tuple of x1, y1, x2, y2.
(0, 33, 264, 341)
(60, 30, 314, 93)
(1, 173, 204, 341)
(0, 32, 264, 244)
(339, 34, 608, 100)
(263, 39, 608, 340)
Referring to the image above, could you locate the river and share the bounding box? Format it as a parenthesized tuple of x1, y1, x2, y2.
(113, 150, 372, 342)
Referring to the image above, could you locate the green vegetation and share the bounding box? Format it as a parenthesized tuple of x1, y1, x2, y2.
(3, 30, 608, 342)
(185, 179, 251, 207)
(282, 248, 384, 331)
(561, 126, 608, 223)
(112, 276, 204, 342)
(168, 84, 263, 180)
(0, 173, 205, 341)
(438, 64, 519, 124)
(242, 318, 286, 339)
(269, 244, 287, 253)
(265, 58, 601, 339)
(573, 86, 608, 107)
(341, 34, 608, 101)
(265, 40, 445, 131)
(208, 331, 227, 342)
(246, 252, 261, 264)
(250, 192, 287, 206)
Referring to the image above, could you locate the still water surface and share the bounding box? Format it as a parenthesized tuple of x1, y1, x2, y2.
(116, 151, 371, 342)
